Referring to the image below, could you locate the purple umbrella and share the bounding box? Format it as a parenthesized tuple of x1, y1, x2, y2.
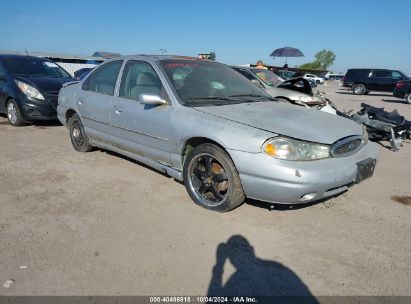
(270, 47, 304, 64)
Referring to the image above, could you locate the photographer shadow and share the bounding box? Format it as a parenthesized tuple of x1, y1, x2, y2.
(208, 235, 318, 302)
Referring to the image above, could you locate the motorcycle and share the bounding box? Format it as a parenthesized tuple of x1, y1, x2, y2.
(341, 103, 411, 151)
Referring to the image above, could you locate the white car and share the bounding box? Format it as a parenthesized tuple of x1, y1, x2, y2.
(304, 74, 325, 84)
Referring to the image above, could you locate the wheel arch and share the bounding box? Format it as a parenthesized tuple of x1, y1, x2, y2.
(65, 108, 77, 123)
(181, 137, 228, 165)
(5, 96, 15, 108)
(352, 82, 367, 87)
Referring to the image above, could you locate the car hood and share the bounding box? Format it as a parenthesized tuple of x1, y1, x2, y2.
(13, 75, 74, 93)
(194, 102, 363, 144)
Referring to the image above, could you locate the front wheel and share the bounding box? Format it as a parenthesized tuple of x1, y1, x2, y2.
(69, 113, 93, 152)
(6, 100, 25, 126)
(183, 143, 245, 212)
(405, 93, 411, 104)
(352, 84, 366, 95)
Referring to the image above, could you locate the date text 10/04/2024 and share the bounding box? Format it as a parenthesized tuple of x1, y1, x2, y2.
(149, 296, 258, 303)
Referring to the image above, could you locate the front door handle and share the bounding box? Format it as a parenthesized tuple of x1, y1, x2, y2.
(114, 105, 124, 114)
(78, 97, 85, 104)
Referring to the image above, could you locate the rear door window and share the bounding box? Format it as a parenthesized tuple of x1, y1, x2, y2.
(83, 61, 123, 95)
(349, 70, 370, 78)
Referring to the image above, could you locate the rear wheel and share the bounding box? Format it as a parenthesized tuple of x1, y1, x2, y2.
(405, 93, 411, 104)
(6, 100, 25, 126)
(183, 143, 245, 212)
(352, 84, 366, 95)
(69, 113, 93, 152)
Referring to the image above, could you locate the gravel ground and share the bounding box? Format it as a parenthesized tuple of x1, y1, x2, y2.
(0, 84, 410, 297)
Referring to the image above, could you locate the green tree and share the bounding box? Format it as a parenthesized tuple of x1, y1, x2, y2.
(314, 49, 336, 70)
(299, 61, 322, 69)
(299, 50, 336, 70)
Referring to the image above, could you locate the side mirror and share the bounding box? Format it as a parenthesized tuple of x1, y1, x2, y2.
(139, 94, 167, 106)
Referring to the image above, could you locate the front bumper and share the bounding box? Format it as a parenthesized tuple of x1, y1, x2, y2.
(393, 88, 406, 99)
(18, 94, 58, 121)
(228, 142, 380, 204)
(57, 104, 67, 126)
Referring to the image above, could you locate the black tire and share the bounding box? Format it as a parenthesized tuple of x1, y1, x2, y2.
(68, 113, 93, 152)
(364, 91, 370, 95)
(352, 84, 366, 95)
(405, 93, 411, 104)
(183, 143, 245, 212)
(6, 99, 25, 126)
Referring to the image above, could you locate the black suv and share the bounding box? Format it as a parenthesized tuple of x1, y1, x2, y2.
(343, 68, 408, 95)
(394, 80, 411, 104)
(0, 54, 74, 126)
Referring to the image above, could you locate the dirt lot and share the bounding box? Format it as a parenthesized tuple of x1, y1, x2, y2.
(0, 84, 410, 297)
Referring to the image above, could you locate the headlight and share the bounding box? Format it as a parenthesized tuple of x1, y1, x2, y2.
(15, 80, 44, 100)
(263, 137, 330, 161)
(299, 95, 314, 103)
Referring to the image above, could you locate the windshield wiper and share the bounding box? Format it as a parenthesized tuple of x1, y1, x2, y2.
(229, 94, 277, 101)
(185, 96, 241, 101)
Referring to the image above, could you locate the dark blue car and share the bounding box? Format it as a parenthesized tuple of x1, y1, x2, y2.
(0, 54, 74, 126)
(393, 79, 411, 104)
(74, 67, 93, 80)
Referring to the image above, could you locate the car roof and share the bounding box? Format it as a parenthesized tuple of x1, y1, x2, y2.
(109, 54, 208, 62)
(0, 54, 50, 61)
(348, 68, 391, 71)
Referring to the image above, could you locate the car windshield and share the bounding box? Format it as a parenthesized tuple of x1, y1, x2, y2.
(3, 56, 71, 78)
(398, 71, 409, 79)
(160, 59, 274, 106)
(250, 68, 282, 86)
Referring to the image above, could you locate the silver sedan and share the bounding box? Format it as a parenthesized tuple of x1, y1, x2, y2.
(58, 55, 379, 212)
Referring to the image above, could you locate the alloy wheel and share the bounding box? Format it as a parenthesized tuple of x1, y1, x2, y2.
(7, 102, 17, 124)
(188, 153, 229, 207)
(354, 85, 365, 95)
(71, 121, 84, 146)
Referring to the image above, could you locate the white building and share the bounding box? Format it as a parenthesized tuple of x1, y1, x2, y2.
(0, 50, 106, 77)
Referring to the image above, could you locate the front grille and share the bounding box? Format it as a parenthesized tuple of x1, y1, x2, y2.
(44, 91, 59, 109)
(331, 136, 362, 157)
(44, 91, 59, 98)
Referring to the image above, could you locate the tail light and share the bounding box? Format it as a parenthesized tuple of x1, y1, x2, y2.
(396, 82, 406, 88)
